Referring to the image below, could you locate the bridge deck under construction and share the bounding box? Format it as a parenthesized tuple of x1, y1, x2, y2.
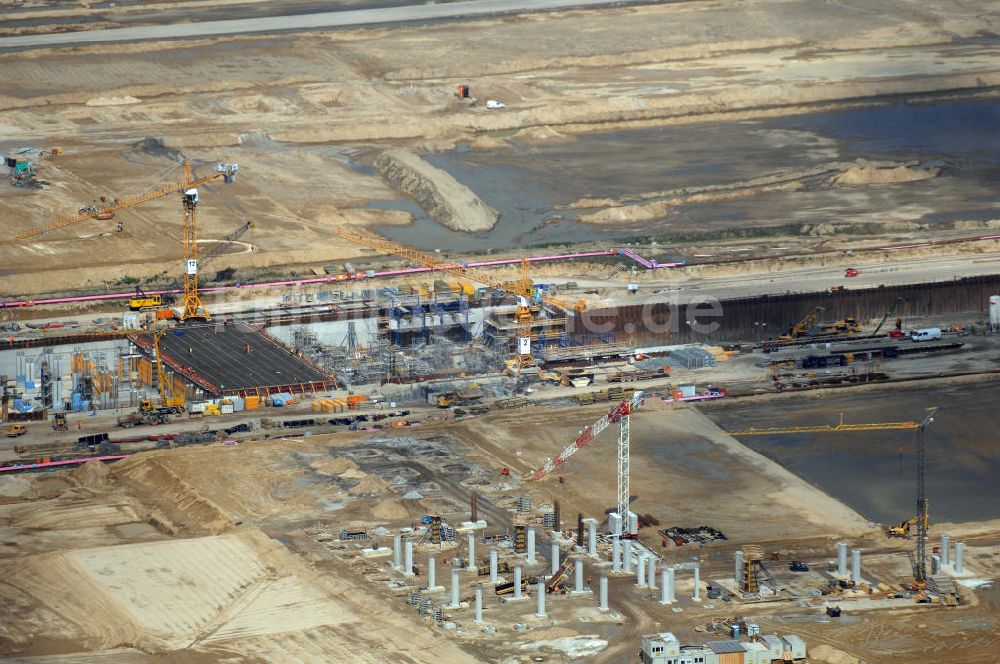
(135, 324, 334, 397)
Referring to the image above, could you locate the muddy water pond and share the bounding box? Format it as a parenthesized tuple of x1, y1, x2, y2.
(702, 382, 1000, 524)
(373, 98, 999, 253)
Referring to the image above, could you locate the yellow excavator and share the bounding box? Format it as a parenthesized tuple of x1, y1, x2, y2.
(887, 509, 928, 538)
(129, 286, 171, 311)
(779, 307, 824, 342)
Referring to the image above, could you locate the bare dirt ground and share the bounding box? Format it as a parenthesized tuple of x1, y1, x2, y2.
(2, 398, 997, 662)
(1, 0, 998, 296)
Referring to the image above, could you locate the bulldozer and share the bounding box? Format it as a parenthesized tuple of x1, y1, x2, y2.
(52, 412, 68, 431)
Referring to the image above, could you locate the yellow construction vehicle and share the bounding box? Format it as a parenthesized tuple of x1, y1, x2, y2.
(52, 412, 68, 431)
(436, 386, 484, 408)
(817, 317, 862, 336)
(145, 329, 186, 412)
(779, 307, 824, 341)
(129, 287, 170, 311)
(539, 370, 562, 385)
(887, 510, 929, 538)
(6, 424, 27, 438)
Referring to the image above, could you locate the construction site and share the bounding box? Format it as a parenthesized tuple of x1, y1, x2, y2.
(2, 1, 1000, 662)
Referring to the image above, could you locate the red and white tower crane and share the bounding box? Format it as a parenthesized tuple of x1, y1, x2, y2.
(529, 390, 647, 535)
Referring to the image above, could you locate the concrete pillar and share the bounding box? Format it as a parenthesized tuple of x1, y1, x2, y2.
(692, 564, 700, 601)
(468, 531, 476, 569)
(735, 549, 744, 583)
(851, 549, 862, 584)
(404, 539, 414, 576)
(837, 541, 848, 577)
(575, 560, 584, 592)
(474, 585, 483, 623)
(587, 519, 597, 557)
(941, 535, 951, 567)
(428, 554, 436, 589)
(551, 542, 560, 575)
(536, 578, 546, 617)
(612, 538, 621, 573)
(647, 557, 657, 590)
(636, 553, 646, 587)
(527, 526, 536, 564)
(624, 539, 634, 573)
(514, 565, 523, 600)
(489, 548, 498, 584)
(450, 567, 461, 608)
(393, 533, 402, 570)
(955, 542, 965, 574)
(598, 575, 609, 611)
(660, 567, 677, 604)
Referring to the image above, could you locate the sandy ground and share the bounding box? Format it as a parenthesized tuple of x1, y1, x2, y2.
(1, 403, 997, 662)
(0, 0, 997, 295)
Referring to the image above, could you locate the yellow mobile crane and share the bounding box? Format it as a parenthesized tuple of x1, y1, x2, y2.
(137, 329, 186, 413)
(69, 327, 187, 413)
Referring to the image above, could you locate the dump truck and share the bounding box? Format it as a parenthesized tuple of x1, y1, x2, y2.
(117, 410, 169, 428)
(436, 388, 484, 408)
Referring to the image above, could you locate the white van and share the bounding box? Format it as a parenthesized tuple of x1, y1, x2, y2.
(911, 327, 942, 342)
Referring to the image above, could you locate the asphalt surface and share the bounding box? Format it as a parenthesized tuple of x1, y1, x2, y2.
(0, 0, 639, 50)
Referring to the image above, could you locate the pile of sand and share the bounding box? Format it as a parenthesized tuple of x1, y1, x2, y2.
(72, 460, 111, 488)
(86, 95, 141, 106)
(309, 456, 359, 477)
(113, 456, 233, 534)
(833, 161, 939, 186)
(513, 125, 566, 143)
(371, 498, 408, 520)
(374, 149, 499, 232)
(810, 644, 866, 664)
(348, 474, 391, 496)
(578, 200, 670, 224)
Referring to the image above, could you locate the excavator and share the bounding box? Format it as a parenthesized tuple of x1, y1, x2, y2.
(887, 509, 928, 538)
(129, 286, 173, 311)
(779, 307, 824, 342)
(872, 296, 907, 338)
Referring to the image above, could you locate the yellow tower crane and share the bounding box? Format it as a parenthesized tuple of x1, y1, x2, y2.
(332, 227, 585, 374)
(727, 407, 939, 588)
(16, 159, 236, 241)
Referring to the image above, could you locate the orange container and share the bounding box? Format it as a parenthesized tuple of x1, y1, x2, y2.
(245, 396, 259, 410)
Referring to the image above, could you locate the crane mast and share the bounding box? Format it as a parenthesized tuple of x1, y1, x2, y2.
(914, 407, 937, 587)
(529, 390, 646, 535)
(180, 188, 210, 320)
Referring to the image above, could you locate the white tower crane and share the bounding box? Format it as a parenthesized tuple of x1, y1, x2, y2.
(529, 390, 647, 536)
